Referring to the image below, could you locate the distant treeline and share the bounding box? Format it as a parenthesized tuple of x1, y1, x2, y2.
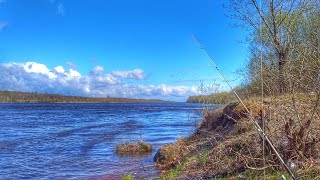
(0, 91, 164, 103)
(187, 92, 236, 105)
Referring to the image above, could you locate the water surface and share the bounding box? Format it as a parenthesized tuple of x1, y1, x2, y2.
(0, 102, 215, 179)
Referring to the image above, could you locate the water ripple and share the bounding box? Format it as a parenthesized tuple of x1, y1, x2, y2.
(0, 102, 213, 179)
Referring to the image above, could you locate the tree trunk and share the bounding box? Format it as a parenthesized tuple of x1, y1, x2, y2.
(278, 52, 287, 94)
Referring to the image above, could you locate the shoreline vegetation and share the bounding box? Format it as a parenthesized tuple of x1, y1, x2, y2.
(0, 91, 166, 103)
(154, 0, 320, 178)
(155, 94, 320, 179)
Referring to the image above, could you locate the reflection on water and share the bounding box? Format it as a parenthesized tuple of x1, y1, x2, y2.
(0, 102, 218, 179)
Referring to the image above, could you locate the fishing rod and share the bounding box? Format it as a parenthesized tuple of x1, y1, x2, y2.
(192, 35, 296, 180)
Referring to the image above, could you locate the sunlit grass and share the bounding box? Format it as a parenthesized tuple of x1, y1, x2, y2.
(121, 174, 134, 180)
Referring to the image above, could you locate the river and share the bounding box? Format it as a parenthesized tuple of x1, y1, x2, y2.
(0, 102, 218, 179)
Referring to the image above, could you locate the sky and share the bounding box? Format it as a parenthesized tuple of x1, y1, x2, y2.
(0, 0, 249, 101)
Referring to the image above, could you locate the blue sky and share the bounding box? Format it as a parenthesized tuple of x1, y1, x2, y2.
(0, 0, 249, 101)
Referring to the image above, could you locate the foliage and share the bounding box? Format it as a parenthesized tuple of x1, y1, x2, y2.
(231, 0, 320, 96)
(226, 0, 320, 94)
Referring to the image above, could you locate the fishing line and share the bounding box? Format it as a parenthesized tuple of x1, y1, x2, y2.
(192, 34, 296, 180)
(259, 0, 266, 178)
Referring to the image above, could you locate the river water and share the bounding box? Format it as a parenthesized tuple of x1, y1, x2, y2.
(0, 102, 218, 179)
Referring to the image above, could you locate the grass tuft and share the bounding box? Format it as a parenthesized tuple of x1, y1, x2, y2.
(121, 174, 134, 180)
(197, 150, 209, 167)
(116, 141, 152, 156)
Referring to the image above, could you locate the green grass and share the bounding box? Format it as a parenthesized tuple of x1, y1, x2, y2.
(158, 166, 183, 180)
(138, 142, 152, 152)
(121, 174, 134, 180)
(115, 141, 152, 155)
(196, 150, 209, 167)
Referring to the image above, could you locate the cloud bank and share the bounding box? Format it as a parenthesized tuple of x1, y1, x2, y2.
(0, 62, 199, 101)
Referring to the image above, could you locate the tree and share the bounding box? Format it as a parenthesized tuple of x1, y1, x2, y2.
(225, 0, 318, 94)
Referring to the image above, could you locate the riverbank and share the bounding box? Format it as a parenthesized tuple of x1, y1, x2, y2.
(155, 94, 320, 179)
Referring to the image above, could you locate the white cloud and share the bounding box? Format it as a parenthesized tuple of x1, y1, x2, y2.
(0, 62, 200, 101)
(54, 66, 65, 73)
(23, 62, 57, 78)
(0, 21, 8, 31)
(53, 65, 81, 78)
(91, 66, 104, 74)
(110, 69, 145, 80)
(69, 69, 81, 77)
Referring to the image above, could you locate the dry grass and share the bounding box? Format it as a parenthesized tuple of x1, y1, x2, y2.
(115, 141, 152, 156)
(155, 94, 320, 179)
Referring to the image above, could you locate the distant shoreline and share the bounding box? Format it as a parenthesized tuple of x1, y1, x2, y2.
(0, 90, 170, 103)
(0, 101, 174, 103)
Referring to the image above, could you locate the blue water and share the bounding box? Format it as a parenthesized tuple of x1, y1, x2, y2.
(0, 103, 214, 179)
